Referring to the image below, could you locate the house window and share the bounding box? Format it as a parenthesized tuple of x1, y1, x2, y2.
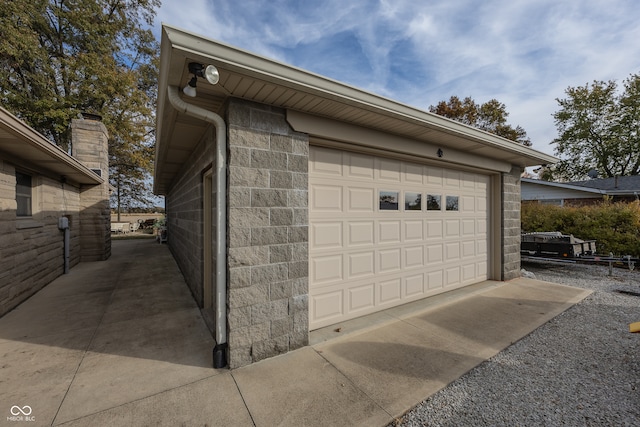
(16, 171, 32, 217)
(446, 195, 459, 211)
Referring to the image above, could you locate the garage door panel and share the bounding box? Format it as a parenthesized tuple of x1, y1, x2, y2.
(379, 220, 401, 243)
(427, 220, 443, 238)
(426, 167, 443, 185)
(445, 266, 460, 286)
(310, 147, 343, 175)
(404, 163, 423, 183)
(445, 219, 460, 237)
(312, 290, 343, 322)
(445, 242, 460, 260)
(348, 221, 374, 246)
(404, 274, 425, 297)
(462, 219, 475, 236)
(312, 255, 343, 284)
(427, 270, 443, 290)
(309, 146, 491, 329)
(348, 251, 375, 278)
(476, 196, 487, 212)
(462, 240, 476, 257)
(378, 158, 402, 181)
(311, 185, 342, 211)
(348, 187, 375, 212)
(404, 220, 424, 241)
(379, 248, 401, 273)
(346, 153, 375, 179)
(378, 278, 401, 304)
(311, 222, 342, 249)
(462, 263, 477, 281)
(348, 283, 375, 312)
(404, 246, 424, 269)
(461, 195, 476, 212)
(427, 243, 444, 263)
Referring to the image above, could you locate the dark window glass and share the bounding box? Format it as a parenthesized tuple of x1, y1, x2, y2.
(405, 192, 421, 211)
(426, 194, 441, 211)
(446, 195, 459, 211)
(16, 172, 32, 217)
(379, 191, 399, 211)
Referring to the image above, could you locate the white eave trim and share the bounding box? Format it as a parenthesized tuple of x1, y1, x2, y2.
(161, 24, 557, 168)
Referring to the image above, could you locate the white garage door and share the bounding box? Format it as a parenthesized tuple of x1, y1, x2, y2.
(309, 146, 490, 330)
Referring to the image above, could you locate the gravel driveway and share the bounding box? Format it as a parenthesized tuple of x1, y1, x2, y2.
(394, 261, 640, 426)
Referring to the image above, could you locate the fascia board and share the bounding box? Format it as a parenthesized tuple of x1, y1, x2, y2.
(0, 107, 103, 185)
(161, 24, 557, 167)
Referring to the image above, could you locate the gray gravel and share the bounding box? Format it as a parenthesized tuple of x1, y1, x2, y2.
(394, 261, 640, 427)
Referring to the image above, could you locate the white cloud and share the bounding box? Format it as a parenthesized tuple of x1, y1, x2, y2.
(155, 0, 640, 155)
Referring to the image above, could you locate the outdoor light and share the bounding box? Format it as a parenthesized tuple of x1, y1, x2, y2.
(183, 76, 198, 97)
(182, 62, 220, 97)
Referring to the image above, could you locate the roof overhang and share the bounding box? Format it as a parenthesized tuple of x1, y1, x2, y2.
(522, 178, 605, 193)
(0, 107, 103, 186)
(155, 24, 557, 194)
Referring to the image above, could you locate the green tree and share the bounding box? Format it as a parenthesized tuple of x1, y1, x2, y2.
(429, 96, 532, 146)
(551, 73, 640, 181)
(0, 0, 160, 209)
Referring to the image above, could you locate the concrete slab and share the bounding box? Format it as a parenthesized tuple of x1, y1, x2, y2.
(232, 346, 393, 427)
(0, 329, 93, 426)
(0, 240, 593, 427)
(58, 373, 253, 427)
(313, 279, 592, 418)
(314, 320, 486, 417)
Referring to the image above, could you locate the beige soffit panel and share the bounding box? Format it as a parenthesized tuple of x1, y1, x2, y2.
(0, 107, 103, 186)
(155, 24, 558, 193)
(287, 110, 513, 173)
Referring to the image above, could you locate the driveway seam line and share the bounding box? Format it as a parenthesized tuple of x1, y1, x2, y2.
(312, 348, 395, 422)
(51, 373, 221, 426)
(230, 371, 258, 427)
(51, 262, 131, 426)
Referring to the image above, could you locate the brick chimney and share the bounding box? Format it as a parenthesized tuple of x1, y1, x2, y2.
(71, 117, 111, 261)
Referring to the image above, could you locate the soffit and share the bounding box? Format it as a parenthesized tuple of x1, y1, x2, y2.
(0, 107, 103, 186)
(155, 24, 557, 194)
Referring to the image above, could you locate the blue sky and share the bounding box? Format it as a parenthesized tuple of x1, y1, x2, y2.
(154, 0, 640, 156)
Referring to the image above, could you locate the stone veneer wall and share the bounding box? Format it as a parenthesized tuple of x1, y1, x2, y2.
(502, 166, 522, 280)
(226, 99, 309, 368)
(165, 129, 216, 306)
(71, 119, 111, 261)
(0, 159, 82, 316)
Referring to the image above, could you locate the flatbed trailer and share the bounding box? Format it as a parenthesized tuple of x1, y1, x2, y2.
(521, 232, 637, 272)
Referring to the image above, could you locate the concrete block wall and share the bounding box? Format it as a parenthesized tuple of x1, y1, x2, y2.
(0, 158, 81, 316)
(226, 99, 309, 368)
(165, 129, 216, 306)
(71, 119, 111, 261)
(502, 166, 522, 280)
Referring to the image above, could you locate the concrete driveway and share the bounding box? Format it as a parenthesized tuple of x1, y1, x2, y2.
(0, 239, 590, 426)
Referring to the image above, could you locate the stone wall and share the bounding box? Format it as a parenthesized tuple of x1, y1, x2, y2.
(502, 166, 522, 280)
(165, 128, 215, 306)
(71, 119, 111, 261)
(226, 99, 309, 368)
(0, 159, 81, 316)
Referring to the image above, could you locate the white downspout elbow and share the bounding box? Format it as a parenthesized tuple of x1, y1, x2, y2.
(167, 85, 227, 368)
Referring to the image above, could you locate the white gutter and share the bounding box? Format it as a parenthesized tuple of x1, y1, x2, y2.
(167, 85, 228, 368)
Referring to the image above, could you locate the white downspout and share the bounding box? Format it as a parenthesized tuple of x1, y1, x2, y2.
(167, 85, 228, 368)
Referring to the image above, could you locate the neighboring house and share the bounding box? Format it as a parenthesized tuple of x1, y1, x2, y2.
(0, 107, 111, 316)
(154, 25, 556, 369)
(522, 176, 640, 205)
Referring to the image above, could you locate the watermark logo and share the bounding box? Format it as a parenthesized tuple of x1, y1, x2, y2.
(7, 406, 35, 423)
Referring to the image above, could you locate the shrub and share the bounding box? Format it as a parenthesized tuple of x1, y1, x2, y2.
(521, 201, 640, 257)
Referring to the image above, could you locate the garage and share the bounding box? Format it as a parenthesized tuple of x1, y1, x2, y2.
(309, 145, 490, 329)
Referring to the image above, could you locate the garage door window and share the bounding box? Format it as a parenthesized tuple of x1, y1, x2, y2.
(404, 192, 421, 211)
(379, 191, 399, 210)
(446, 195, 459, 211)
(427, 194, 441, 211)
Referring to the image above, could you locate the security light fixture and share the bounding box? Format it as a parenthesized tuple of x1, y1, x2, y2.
(183, 62, 220, 97)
